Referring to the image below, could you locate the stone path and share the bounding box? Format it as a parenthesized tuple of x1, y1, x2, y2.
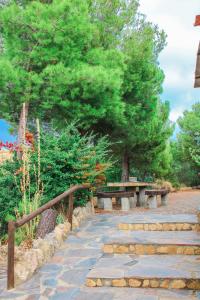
(103, 230, 200, 252)
(87, 254, 200, 288)
(0, 191, 200, 299)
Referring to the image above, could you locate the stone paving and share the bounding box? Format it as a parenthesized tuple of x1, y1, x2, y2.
(103, 230, 200, 255)
(118, 213, 200, 231)
(0, 191, 200, 299)
(104, 230, 200, 245)
(118, 213, 198, 223)
(86, 254, 200, 289)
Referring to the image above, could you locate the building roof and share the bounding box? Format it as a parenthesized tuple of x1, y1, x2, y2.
(194, 42, 200, 88)
(194, 15, 200, 26)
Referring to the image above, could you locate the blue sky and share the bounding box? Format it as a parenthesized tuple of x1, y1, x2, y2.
(140, 0, 200, 121)
(0, 119, 16, 142)
(0, 0, 199, 142)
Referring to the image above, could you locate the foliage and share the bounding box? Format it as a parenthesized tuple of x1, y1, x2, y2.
(0, 123, 112, 238)
(0, 158, 21, 236)
(0, 117, 42, 243)
(31, 123, 112, 204)
(56, 213, 65, 225)
(163, 104, 200, 188)
(88, 0, 173, 176)
(0, 0, 124, 130)
(0, 0, 173, 179)
(178, 103, 200, 166)
(170, 103, 200, 186)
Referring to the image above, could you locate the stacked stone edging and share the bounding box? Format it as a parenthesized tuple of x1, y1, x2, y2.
(86, 277, 200, 290)
(103, 243, 200, 255)
(118, 223, 200, 231)
(0, 202, 93, 286)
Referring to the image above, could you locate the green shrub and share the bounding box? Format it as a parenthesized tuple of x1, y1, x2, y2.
(0, 123, 112, 238)
(0, 158, 21, 236)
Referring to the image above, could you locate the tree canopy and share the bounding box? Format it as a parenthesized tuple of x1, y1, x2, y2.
(165, 103, 200, 187)
(0, 0, 173, 179)
(178, 103, 200, 166)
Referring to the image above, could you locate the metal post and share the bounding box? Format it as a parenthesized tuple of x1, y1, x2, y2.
(7, 221, 15, 290)
(68, 193, 74, 230)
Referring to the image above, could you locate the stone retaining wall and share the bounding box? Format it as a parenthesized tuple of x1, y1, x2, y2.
(0, 202, 93, 286)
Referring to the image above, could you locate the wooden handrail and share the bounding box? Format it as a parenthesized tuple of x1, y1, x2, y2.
(15, 184, 88, 228)
(7, 183, 90, 290)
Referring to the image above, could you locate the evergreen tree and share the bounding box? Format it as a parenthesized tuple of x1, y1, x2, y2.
(0, 0, 173, 179)
(89, 0, 172, 179)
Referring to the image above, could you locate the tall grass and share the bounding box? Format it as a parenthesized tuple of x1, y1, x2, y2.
(14, 109, 43, 245)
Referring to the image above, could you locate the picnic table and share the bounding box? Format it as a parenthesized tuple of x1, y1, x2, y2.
(107, 182, 153, 207)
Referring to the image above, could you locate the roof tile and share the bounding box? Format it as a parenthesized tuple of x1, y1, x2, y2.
(194, 15, 200, 26)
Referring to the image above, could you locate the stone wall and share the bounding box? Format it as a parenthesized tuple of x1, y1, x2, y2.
(0, 202, 94, 286)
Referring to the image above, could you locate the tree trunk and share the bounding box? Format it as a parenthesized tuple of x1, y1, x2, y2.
(36, 209, 58, 239)
(17, 102, 29, 159)
(121, 150, 129, 182)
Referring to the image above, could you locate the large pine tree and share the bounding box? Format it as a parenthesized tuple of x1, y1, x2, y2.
(0, 0, 173, 178)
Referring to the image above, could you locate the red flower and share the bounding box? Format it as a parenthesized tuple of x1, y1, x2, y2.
(0, 141, 18, 152)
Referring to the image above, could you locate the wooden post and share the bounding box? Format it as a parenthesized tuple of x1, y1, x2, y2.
(68, 193, 74, 230)
(7, 221, 15, 290)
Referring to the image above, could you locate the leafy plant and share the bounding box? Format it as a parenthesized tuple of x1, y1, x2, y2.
(56, 213, 65, 225)
(0, 122, 112, 239)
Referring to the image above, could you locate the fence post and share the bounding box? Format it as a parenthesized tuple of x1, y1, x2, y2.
(68, 193, 74, 230)
(7, 221, 15, 290)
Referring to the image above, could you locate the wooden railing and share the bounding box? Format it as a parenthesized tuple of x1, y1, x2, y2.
(7, 184, 90, 290)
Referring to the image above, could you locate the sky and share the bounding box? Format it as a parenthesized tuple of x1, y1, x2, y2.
(0, 0, 199, 142)
(139, 0, 200, 122)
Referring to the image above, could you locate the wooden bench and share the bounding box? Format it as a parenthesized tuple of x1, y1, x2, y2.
(145, 189, 169, 208)
(96, 191, 135, 211)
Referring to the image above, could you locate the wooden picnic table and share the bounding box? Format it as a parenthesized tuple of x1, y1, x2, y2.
(107, 182, 154, 207)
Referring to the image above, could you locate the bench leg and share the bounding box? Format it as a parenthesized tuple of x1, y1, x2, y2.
(129, 195, 137, 208)
(148, 195, 157, 209)
(98, 198, 104, 209)
(161, 194, 168, 206)
(116, 197, 121, 206)
(103, 198, 113, 211)
(138, 187, 147, 207)
(121, 197, 130, 211)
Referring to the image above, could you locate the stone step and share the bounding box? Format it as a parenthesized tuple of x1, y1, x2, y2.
(86, 254, 200, 290)
(103, 231, 200, 255)
(118, 214, 199, 231)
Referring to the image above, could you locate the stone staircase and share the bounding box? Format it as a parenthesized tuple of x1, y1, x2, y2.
(103, 231, 200, 255)
(118, 214, 200, 231)
(86, 214, 200, 292)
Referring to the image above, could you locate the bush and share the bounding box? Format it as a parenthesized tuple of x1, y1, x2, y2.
(0, 123, 112, 238)
(0, 158, 21, 236)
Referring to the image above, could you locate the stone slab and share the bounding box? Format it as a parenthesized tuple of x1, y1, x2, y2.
(77, 287, 199, 300)
(88, 254, 200, 279)
(87, 254, 200, 289)
(104, 231, 200, 246)
(118, 214, 198, 224)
